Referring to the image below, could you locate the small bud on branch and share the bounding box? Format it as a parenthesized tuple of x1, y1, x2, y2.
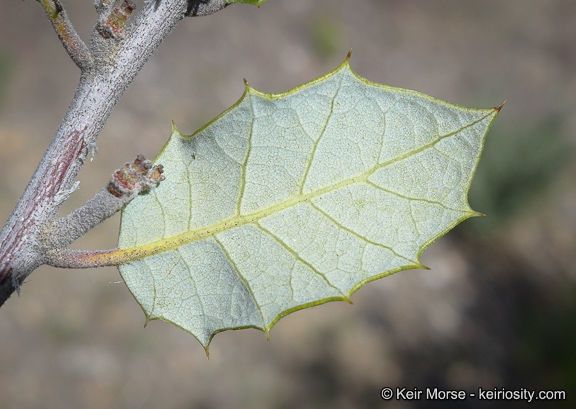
(96, 0, 136, 40)
(107, 154, 165, 198)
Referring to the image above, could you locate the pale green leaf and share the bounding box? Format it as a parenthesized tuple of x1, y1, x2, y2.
(118, 58, 498, 348)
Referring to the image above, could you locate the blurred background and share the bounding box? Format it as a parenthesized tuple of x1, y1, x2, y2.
(0, 0, 575, 408)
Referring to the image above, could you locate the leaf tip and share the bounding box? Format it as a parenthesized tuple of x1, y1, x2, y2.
(469, 210, 486, 218)
(143, 314, 155, 327)
(203, 345, 211, 359)
(171, 120, 180, 134)
(493, 100, 507, 113)
(338, 50, 353, 72)
(171, 121, 192, 140)
(243, 77, 257, 95)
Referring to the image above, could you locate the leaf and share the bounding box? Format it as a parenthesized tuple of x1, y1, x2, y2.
(118, 57, 499, 348)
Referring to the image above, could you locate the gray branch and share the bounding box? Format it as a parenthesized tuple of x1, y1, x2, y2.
(43, 155, 164, 249)
(45, 189, 130, 249)
(0, 0, 200, 307)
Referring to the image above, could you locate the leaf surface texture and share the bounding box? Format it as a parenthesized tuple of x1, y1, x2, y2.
(118, 60, 497, 347)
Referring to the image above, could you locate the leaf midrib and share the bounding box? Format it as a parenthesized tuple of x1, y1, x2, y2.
(114, 111, 493, 265)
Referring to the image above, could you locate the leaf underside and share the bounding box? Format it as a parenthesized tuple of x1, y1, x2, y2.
(118, 57, 498, 348)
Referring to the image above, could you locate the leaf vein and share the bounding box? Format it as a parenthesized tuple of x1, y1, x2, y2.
(236, 93, 256, 215)
(213, 236, 267, 328)
(300, 76, 344, 194)
(113, 112, 492, 265)
(308, 201, 418, 265)
(256, 222, 347, 298)
(364, 180, 467, 213)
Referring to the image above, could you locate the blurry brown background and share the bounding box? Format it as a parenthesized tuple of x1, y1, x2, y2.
(1, 1, 575, 408)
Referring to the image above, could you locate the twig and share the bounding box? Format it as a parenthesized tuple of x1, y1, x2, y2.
(0, 0, 263, 307)
(43, 155, 164, 249)
(0, 0, 190, 306)
(38, 0, 94, 71)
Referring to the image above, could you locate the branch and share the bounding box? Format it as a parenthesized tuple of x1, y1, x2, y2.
(38, 0, 94, 71)
(0, 0, 190, 306)
(43, 155, 164, 249)
(0, 0, 261, 307)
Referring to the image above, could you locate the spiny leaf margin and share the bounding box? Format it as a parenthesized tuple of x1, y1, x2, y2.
(117, 55, 500, 349)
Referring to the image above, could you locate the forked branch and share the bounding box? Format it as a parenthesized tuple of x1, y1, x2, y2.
(0, 0, 191, 306)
